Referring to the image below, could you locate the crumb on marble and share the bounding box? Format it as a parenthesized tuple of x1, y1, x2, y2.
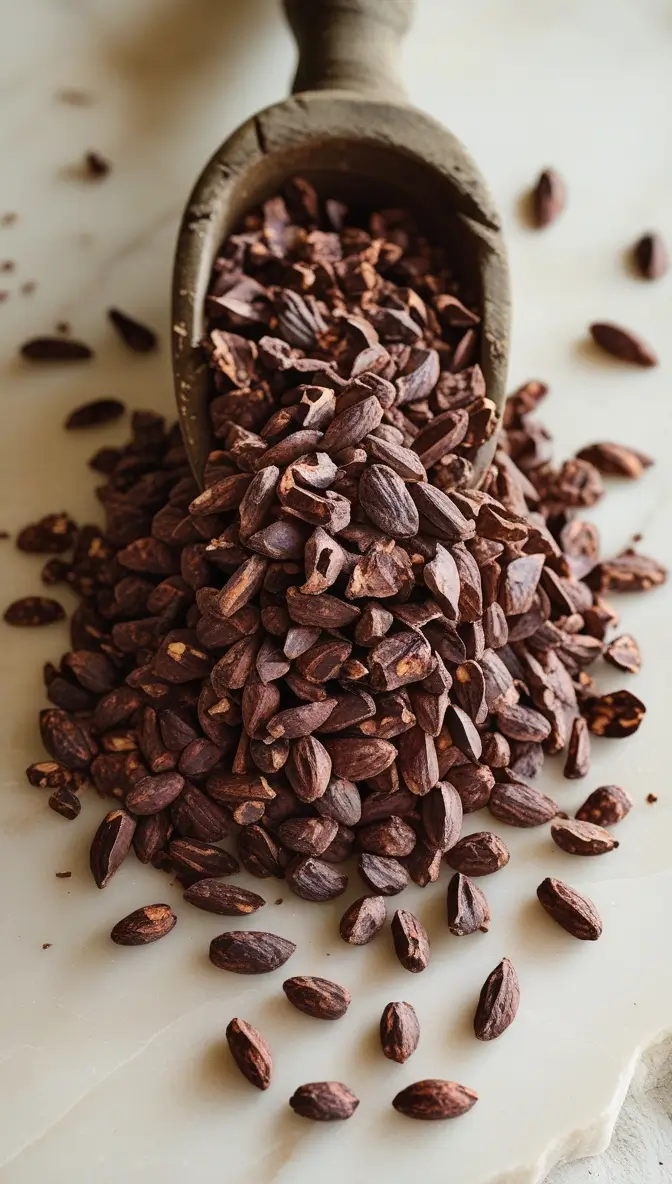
(632, 532, 643, 543)
(42, 943, 52, 949)
(83, 151, 111, 179)
(646, 793, 658, 804)
(0, 291, 8, 303)
(20, 281, 36, 295)
(56, 88, 95, 106)
(0, 260, 15, 272)
(55, 871, 72, 878)
(0, 530, 9, 540)
(1, 212, 17, 226)
(275, 898, 283, 905)
(55, 321, 71, 335)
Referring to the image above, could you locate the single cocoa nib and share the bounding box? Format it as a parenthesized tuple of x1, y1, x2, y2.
(531, 168, 566, 228)
(339, 894, 386, 944)
(380, 1001, 420, 1063)
(575, 785, 633, 826)
(4, 597, 65, 626)
(488, 780, 559, 827)
(359, 852, 409, 895)
(446, 831, 510, 876)
(90, 809, 136, 888)
(589, 322, 658, 367)
(183, 880, 265, 915)
(447, 872, 490, 935)
(633, 232, 668, 280)
(604, 634, 641, 674)
(563, 716, 591, 779)
(65, 399, 125, 429)
(226, 1018, 272, 1090)
(282, 975, 351, 1020)
(209, 930, 296, 973)
(108, 308, 158, 352)
(21, 336, 93, 361)
(289, 1082, 359, 1122)
(582, 690, 646, 737)
(392, 1079, 478, 1120)
(537, 877, 603, 940)
(391, 908, 430, 972)
(285, 855, 348, 901)
(110, 904, 176, 945)
(550, 817, 618, 856)
(474, 957, 520, 1040)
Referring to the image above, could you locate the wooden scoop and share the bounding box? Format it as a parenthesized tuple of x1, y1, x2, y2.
(172, 0, 510, 485)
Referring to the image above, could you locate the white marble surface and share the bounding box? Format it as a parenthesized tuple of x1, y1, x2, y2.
(1, 1, 671, 1181)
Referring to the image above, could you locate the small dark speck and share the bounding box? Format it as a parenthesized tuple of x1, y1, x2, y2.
(0, 530, 10, 540)
(275, 898, 283, 905)
(1, 212, 17, 226)
(325, 952, 331, 956)
(0, 260, 15, 272)
(646, 793, 658, 804)
(55, 871, 72, 878)
(42, 943, 52, 950)
(83, 151, 111, 179)
(0, 291, 8, 302)
(56, 88, 95, 106)
(632, 532, 643, 543)
(21, 281, 36, 295)
(55, 321, 71, 335)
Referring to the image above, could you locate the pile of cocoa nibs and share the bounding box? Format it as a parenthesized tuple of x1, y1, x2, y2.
(6, 177, 668, 1123)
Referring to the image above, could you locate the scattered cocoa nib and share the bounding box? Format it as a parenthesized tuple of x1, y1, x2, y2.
(575, 442, 653, 479)
(20, 337, 93, 361)
(604, 634, 641, 674)
(393, 1079, 478, 1120)
(55, 871, 72, 878)
(474, 957, 520, 1040)
(8, 178, 666, 1114)
(209, 930, 296, 974)
(633, 232, 668, 280)
(339, 894, 386, 944)
(289, 1081, 359, 1121)
(380, 1000, 420, 1063)
(576, 784, 633, 826)
(110, 903, 176, 945)
(550, 817, 618, 856)
(391, 908, 430, 972)
(226, 1018, 272, 1089)
(646, 793, 658, 804)
(4, 597, 65, 626)
(447, 872, 490, 935)
(537, 877, 602, 940)
(282, 975, 351, 1020)
(83, 150, 111, 178)
(531, 168, 566, 228)
(65, 399, 126, 429)
(589, 322, 658, 367)
(108, 308, 158, 353)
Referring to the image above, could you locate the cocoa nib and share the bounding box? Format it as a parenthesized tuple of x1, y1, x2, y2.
(282, 975, 351, 1020)
(209, 930, 296, 974)
(474, 957, 520, 1040)
(380, 1001, 420, 1063)
(393, 1079, 478, 1120)
(537, 877, 602, 940)
(289, 1081, 359, 1122)
(110, 904, 176, 945)
(226, 1018, 272, 1090)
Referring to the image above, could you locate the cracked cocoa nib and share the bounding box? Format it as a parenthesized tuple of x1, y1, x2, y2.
(13, 178, 661, 976)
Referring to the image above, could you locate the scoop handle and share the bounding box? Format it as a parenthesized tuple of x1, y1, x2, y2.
(283, 0, 414, 102)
